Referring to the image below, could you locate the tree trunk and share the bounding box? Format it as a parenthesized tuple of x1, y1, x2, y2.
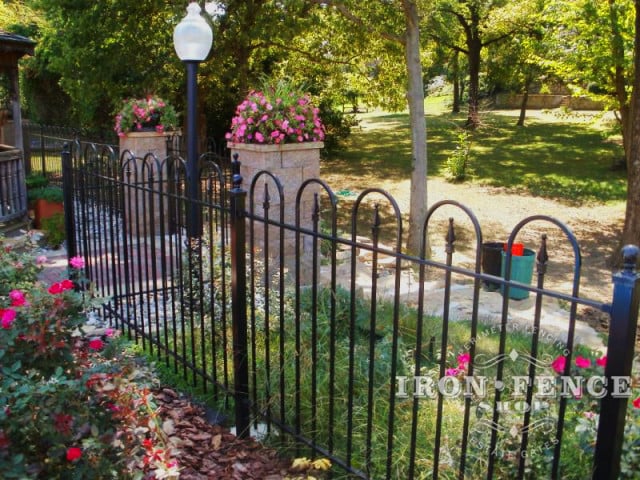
(466, 37, 482, 128)
(452, 51, 461, 113)
(516, 81, 530, 127)
(621, 1, 640, 252)
(608, 0, 631, 168)
(402, 0, 428, 255)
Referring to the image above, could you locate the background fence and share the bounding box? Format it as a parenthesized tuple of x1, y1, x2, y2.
(61, 141, 639, 479)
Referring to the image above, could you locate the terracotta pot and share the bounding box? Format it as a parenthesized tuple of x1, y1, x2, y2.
(33, 199, 64, 229)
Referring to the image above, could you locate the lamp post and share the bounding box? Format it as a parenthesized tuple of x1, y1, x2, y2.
(173, 1, 213, 238)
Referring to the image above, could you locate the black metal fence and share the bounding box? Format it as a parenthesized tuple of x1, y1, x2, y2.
(62, 142, 639, 479)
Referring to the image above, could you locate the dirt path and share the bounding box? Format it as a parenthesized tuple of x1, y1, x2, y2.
(320, 172, 625, 310)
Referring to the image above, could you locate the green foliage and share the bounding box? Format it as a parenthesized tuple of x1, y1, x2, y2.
(0, 237, 44, 295)
(318, 100, 359, 156)
(24, 174, 49, 190)
(27, 185, 63, 203)
(41, 212, 66, 248)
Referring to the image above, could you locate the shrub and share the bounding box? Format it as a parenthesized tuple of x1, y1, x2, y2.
(444, 130, 472, 182)
(41, 212, 66, 249)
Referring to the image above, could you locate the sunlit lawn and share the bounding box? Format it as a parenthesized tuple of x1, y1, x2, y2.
(325, 96, 627, 203)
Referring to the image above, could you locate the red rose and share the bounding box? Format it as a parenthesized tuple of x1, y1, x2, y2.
(66, 447, 82, 461)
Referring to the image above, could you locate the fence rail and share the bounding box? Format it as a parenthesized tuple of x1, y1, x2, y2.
(62, 142, 639, 479)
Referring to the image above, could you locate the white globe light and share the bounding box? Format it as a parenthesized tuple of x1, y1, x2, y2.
(173, 2, 213, 61)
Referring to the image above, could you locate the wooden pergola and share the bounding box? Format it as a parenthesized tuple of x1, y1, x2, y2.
(0, 30, 35, 151)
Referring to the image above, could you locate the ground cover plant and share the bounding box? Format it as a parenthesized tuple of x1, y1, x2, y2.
(0, 239, 179, 479)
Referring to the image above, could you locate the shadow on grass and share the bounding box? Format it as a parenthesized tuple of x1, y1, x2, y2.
(324, 109, 626, 204)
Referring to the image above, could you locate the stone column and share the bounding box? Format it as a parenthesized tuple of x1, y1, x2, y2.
(119, 132, 173, 238)
(228, 142, 323, 284)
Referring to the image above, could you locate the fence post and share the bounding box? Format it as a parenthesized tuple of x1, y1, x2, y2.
(593, 244, 640, 479)
(229, 154, 250, 438)
(61, 143, 77, 260)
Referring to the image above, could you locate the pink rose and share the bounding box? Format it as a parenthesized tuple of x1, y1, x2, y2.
(575, 356, 591, 369)
(551, 356, 566, 374)
(69, 256, 85, 269)
(9, 290, 26, 307)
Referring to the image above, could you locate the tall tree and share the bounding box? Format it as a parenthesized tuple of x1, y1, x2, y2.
(623, 0, 640, 248)
(306, 0, 428, 253)
(429, 0, 540, 128)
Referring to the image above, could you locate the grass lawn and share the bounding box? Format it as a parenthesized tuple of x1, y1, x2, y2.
(324, 95, 627, 204)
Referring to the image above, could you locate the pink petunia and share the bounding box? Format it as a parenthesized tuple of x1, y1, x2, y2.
(35, 255, 48, 265)
(445, 368, 459, 377)
(596, 356, 607, 367)
(551, 356, 566, 374)
(575, 356, 591, 369)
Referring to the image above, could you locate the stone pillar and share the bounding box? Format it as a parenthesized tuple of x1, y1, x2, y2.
(228, 142, 323, 284)
(119, 132, 172, 238)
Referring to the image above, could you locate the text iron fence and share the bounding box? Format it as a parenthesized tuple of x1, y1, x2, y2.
(61, 142, 639, 479)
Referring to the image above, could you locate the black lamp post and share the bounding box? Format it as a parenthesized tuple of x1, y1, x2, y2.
(173, 1, 213, 238)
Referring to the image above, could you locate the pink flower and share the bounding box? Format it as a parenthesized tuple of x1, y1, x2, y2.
(445, 368, 459, 377)
(551, 356, 566, 374)
(1, 309, 17, 329)
(69, 256, 85, 269)
(35, 255, 48, 265)
(596, 356, 607, 367)
(575, 356, 591, 369)
(105, 328, 115, 337)
(88, 339, 104, 351)
(66, 447, 82, 461)
(9, 290, 26, 307)
(457, 353, 471, 366)
(633, 397, 640, 409)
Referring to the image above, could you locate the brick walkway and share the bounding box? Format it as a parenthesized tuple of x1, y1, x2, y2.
(38, 245, 69, 285)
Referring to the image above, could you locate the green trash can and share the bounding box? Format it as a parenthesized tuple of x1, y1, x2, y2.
(501, 248, 535, 300)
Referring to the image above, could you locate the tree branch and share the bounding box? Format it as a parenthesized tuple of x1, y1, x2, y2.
(308, 0, 404, 45)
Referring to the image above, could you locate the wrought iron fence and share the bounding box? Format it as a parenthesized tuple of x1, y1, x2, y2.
(62, 142, 639, 479)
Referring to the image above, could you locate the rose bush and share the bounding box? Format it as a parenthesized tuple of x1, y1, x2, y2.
(0, 239, 179, 479)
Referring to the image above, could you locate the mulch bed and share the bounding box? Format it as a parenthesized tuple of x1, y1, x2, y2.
(154, 387, 324, 480)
